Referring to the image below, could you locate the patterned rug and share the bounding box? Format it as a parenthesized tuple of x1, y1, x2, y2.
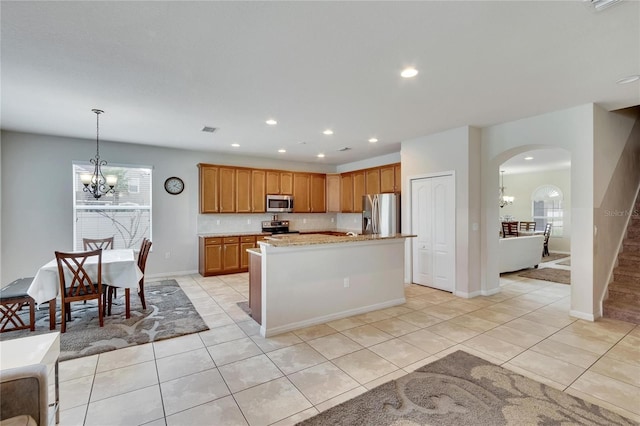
(541, 252, 571, 263)
(298, 351, 635, 425)
(0, 279, 209, 361)
(518, 267, 571, 284)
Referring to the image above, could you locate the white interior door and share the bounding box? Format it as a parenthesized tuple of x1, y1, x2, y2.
(411, 175, 455, 292)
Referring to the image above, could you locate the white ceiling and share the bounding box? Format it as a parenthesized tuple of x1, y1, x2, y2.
(1, 1, 639, 166)
(501, 148, 571, 175)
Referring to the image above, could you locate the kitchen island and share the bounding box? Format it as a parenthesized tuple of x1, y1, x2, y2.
(248, 233, 414, 337)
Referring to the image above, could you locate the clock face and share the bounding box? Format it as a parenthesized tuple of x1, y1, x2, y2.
(164, 177, 184, 195)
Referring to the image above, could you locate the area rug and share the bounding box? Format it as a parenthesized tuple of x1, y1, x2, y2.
(0, 279, 209, 361)
(298, 351, 636, 426)
(518, 267, 571, 284)
(541, 252, 571, 263)
(558, 257, 571, 266)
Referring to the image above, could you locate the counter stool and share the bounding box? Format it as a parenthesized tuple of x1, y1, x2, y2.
(0, 278, 35, 333)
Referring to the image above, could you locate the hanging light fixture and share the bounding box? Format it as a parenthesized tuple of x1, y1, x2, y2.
(80, 109, 117, 199)
(499, 170, 514, 208)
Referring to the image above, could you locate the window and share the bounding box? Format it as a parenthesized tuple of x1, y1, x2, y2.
(531, 185, 563, 237)
(73, 163, 152, 250)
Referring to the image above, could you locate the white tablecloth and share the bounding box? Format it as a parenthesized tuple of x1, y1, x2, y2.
(27, 249, 143, 305)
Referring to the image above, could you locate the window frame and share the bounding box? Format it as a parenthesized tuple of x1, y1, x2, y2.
(531, 184, 563, 237)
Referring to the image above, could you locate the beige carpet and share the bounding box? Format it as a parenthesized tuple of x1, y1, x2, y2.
(518, 267, 571, 284)
(298, 351, 635, 426)
(0, 280, 209, 361)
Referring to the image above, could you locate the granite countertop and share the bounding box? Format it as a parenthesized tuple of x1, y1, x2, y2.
(262, 233, 415, 247)
(199, 231, 271, 238)
(246, 247, 262, 255)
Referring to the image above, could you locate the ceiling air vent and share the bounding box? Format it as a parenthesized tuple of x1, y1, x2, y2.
(201, 126, 217, 133)
(338, 147, 352, 152)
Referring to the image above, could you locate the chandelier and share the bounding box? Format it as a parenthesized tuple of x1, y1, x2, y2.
(80, 109, 117, 199)
(499, 170, 514, 208)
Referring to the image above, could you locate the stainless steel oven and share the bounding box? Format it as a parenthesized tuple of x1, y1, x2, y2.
(266, 194, 294, 213)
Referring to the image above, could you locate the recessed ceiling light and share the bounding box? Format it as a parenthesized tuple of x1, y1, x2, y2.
(401, 67, 418, 78)
(616, 75, 640, 84)
(323, 129, 333, 135)
(317, 153, 325, 158)
(368, 138, 378, 143)
(266, 119, 277, 125)
(278, 149, 286, 153)
(231, 143, 240, 148)
(524, 156, 534, 160)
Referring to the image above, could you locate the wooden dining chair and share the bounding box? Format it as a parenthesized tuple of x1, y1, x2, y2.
(519, 221, 536, 231)
(55, 249, 104, 333)
(501, 221, 519, 237)
(104, 238, 152, 315)
(137, 238, 152, 310)
(83, 237, 114, 251)
(542, 223, 553, 256)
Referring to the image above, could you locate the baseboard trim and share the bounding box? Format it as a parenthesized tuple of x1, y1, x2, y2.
(261, 297, 407, 337)
(454, 290, 483, 298)
(570, 309, 595, 322)
(146, 270, 199, 280)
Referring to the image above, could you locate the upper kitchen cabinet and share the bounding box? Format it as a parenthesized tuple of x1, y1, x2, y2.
(292, 173, 311, 213)
(293, 173, 326, 213)
(236, 168, 252, 213)
(219, 167, 237, 213)
(266, 171, 293, 195)
(352, 170, 365, 210)
(199, 164, 219, 213)
(326, 174, 341, 212)
(252, 170, 266, 212)
(379, 163, 401, 193)
(365, 168, 380, 195)
(341, 173, 354, 212)
(310, 174, 326, 212)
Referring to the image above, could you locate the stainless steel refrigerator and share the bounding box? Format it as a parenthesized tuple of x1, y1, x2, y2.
(362, 193, 401, 236)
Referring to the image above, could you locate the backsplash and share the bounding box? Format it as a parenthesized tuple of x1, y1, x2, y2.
(197, 213, 362, 234)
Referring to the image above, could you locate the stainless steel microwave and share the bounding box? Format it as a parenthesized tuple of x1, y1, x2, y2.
(266, 194, 294, 212)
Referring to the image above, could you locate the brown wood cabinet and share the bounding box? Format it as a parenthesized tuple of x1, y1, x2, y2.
(199, 164, 219, 213)
(199, 237, 223, 275)
(341, 173, 354, 212)
(219, 167, 236, 213)
(292, 173, 311, 212)
(251, 170, 266, 212)
(236, 169, 252, 213)
(310, 174, 326, 212)
(240, 236, 256, 269)
(326, 174, 341, 212)
(293, 173, 325, 213)
(266, 171, 293, 195)
(352, 170, 365, 212)
(248, 251, 262, 325)
(380, 165, 395, 193)
(199, 234, 263, 276)
(394, 163, 401, 192)
(365, 168, 380, 195)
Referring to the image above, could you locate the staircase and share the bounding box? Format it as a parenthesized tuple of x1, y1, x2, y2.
(603, 194, 640, 324)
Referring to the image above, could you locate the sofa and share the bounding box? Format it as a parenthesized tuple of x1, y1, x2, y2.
(0, 364, 48, 426)
(498, 235, 544, 273)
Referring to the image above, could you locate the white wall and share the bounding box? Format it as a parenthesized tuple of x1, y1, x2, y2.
(481, 104, 595, 319)
(401, 126, 482, 297)
(499, 168, 571, 252)
(336, 152, 401, 174)
(0, 130, 336, 283)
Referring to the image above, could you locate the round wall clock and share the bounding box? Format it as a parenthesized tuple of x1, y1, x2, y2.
(164, 176, 184, 195)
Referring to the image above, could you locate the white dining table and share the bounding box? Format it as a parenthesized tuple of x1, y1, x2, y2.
(28, 249, 143, 328)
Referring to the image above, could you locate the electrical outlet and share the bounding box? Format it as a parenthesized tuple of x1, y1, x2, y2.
(165, 252, 171, 259)
(247, 219, 251, 225)
(303, 218, 307, 224)
(216, 219, 220, 225)
(343, 277, 350, 288)
(331, 218, 335, 223)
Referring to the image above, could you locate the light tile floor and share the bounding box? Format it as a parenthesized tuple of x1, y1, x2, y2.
(57, 271, 640, 425)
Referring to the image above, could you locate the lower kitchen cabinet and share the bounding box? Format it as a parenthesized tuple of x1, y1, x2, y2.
(199, 235, 260, 276)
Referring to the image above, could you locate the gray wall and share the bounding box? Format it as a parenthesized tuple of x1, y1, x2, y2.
(0, 130, 336, 283)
